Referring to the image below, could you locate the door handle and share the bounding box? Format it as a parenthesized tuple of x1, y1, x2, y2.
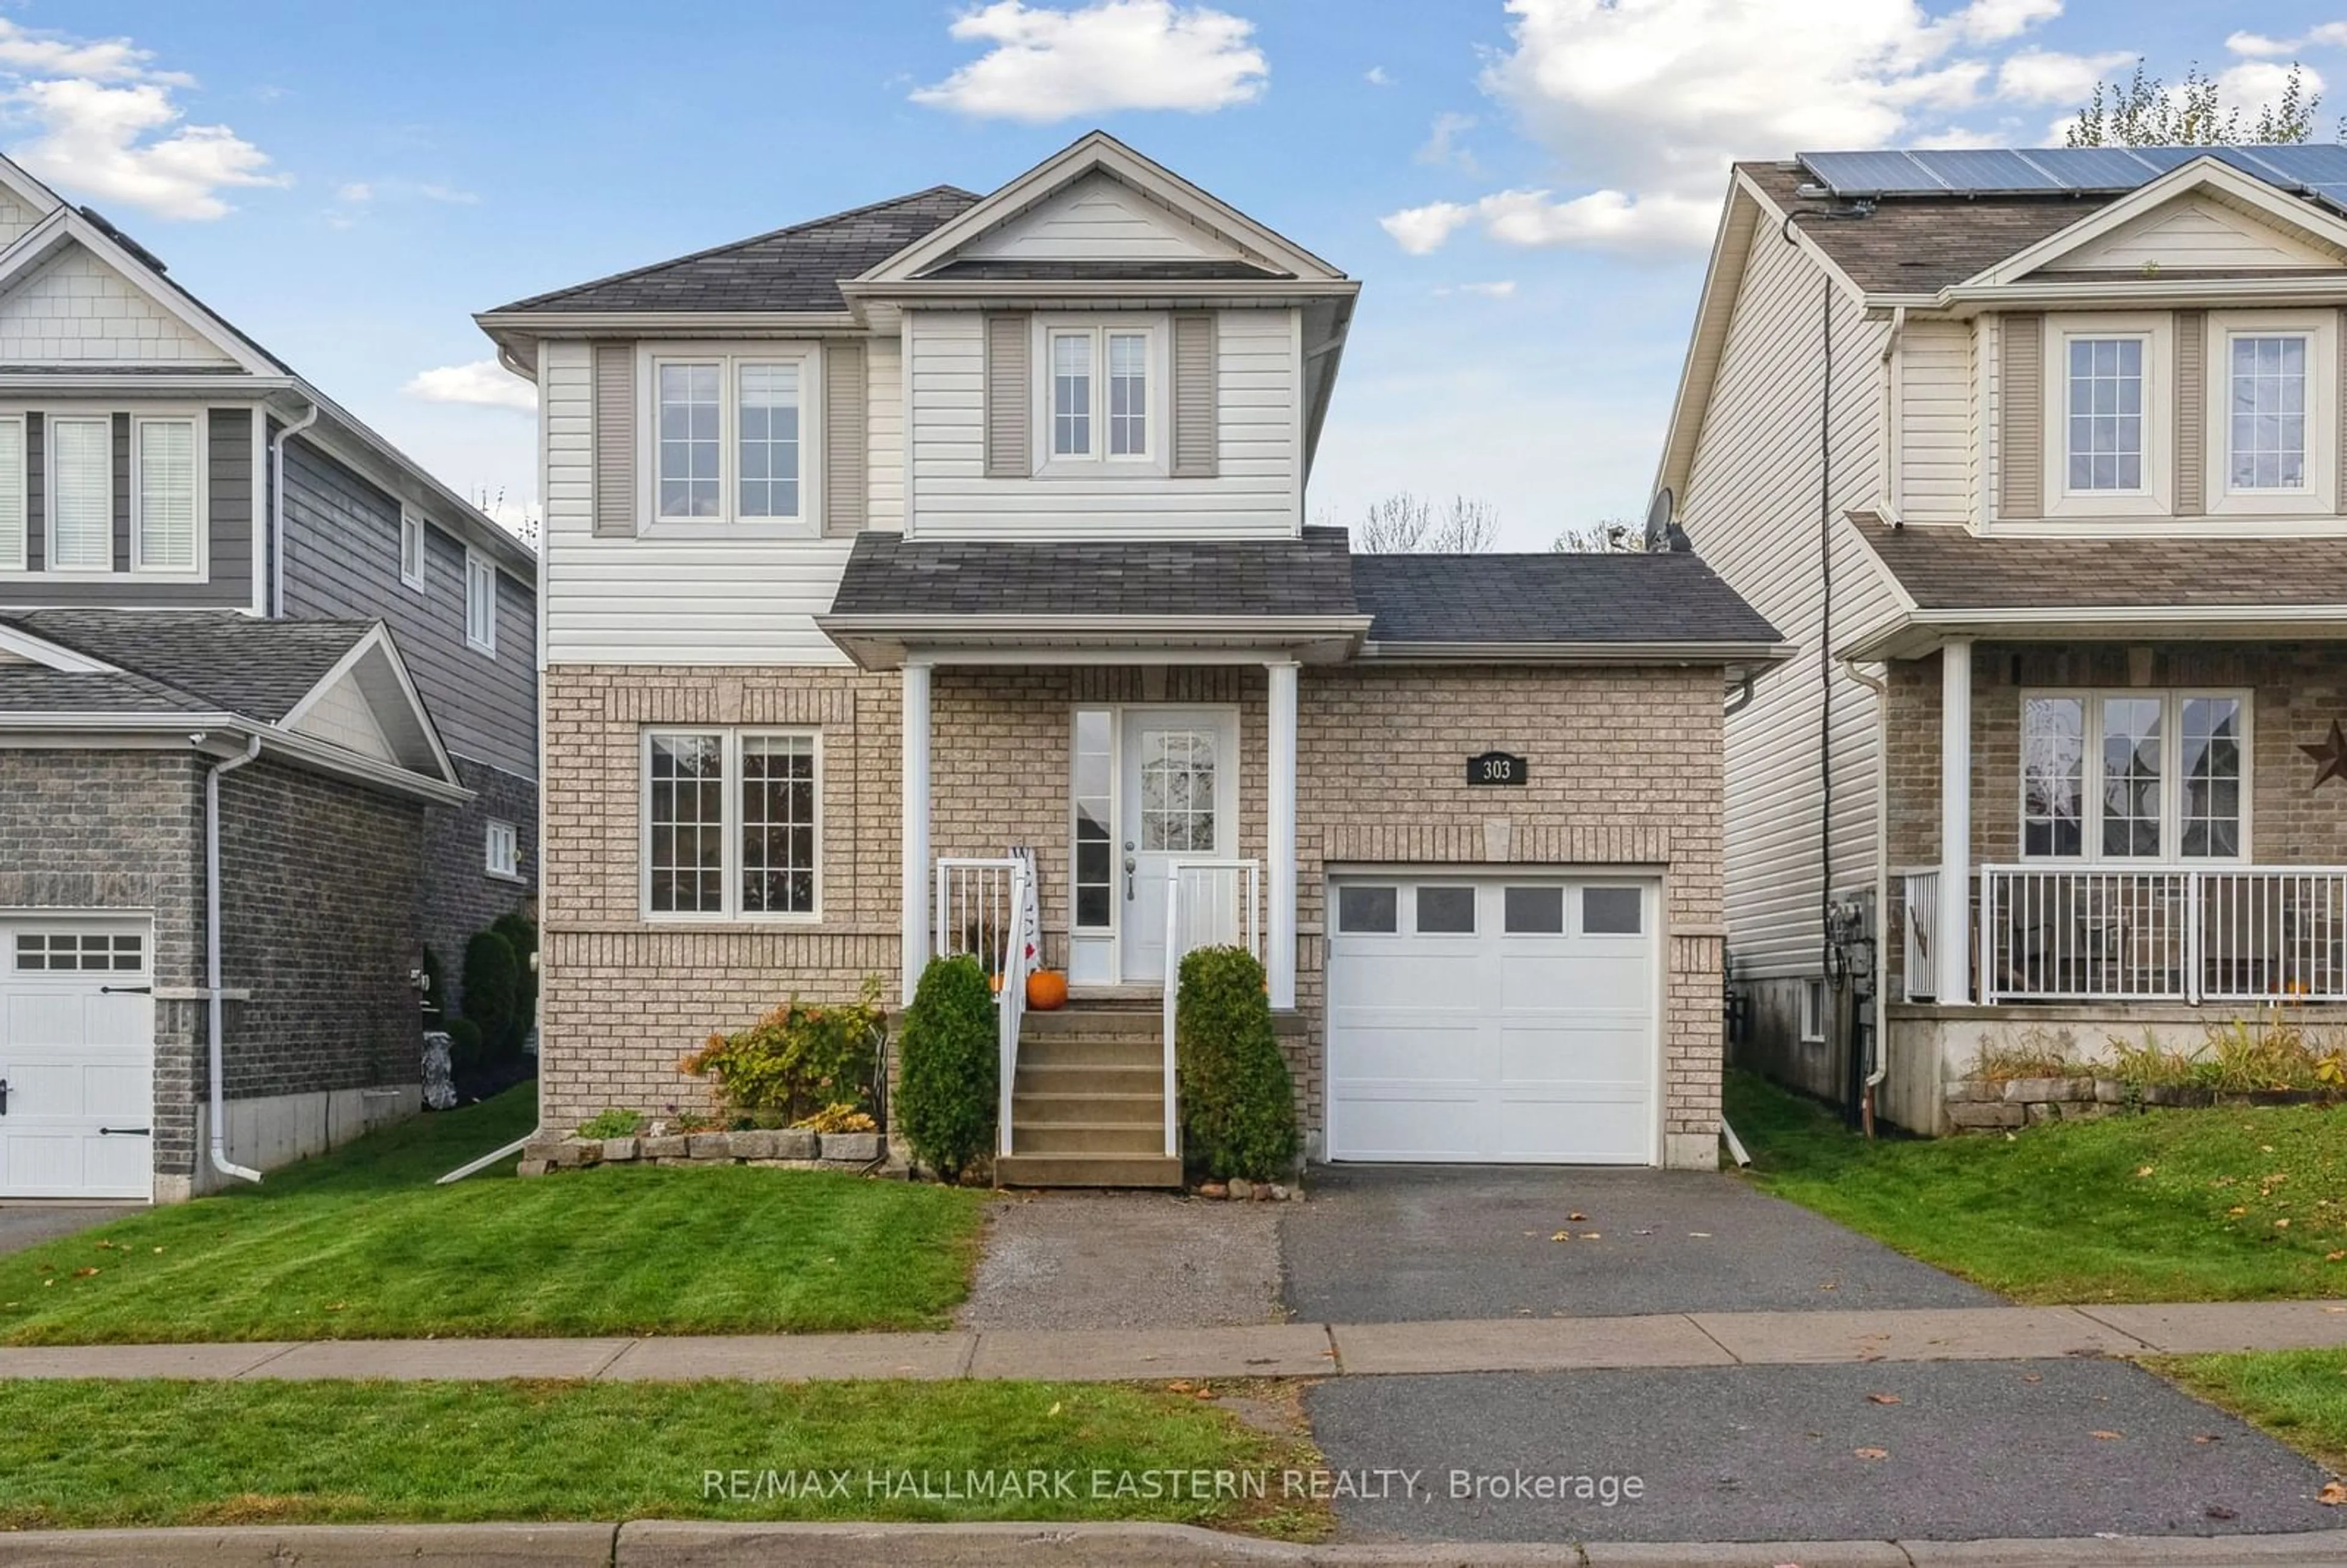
(1124, 841, 1137, 901)
(0, 1078, 7, 1115)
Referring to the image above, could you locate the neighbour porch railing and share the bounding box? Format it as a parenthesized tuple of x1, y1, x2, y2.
(1898, 867, 1941, 1003)
(1160, 858, 1263, 1159)
(1972, 864, 2347, 1005)
(934, 852, 1038, 1157)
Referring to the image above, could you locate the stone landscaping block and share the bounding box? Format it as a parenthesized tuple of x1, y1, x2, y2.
(819, 1132, 881, 1163)
(522, 1138, 568, 1163)
(1228, 1179, 1254, 1201)
(2004, 1076, 2085, 1103)
(516, 1159, 551, 1179)
(686, 1134, 736, 1160)
(773, 1128, 818, 1160)
(549, 1140, 592, 1168)
(2093, 1078, 2128, 1104)
(1947, 1101, 2024, 1130)
(639, 1134, 689, 1160)
(729, 1129, 780, 1160)
(600, 1138, 639, 1163)
(2024, 1101, 2059, 1124)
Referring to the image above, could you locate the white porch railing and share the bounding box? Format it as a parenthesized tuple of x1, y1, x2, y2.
(1898, 867, 1941, 1002)
(1160, 858, 1263, 1159)
(1976, 864, 2347, 1005)
(934, 852, 1038, 1157)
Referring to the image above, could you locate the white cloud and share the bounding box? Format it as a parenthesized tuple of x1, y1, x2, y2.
(0, 20, 188, 86)
(2227, 31, 2296, 59)
(1434, 279, 1517, 298)
(1365, 65, 1393, 86)
(402, 359, 537, 414)
(2313, 23, 2347, 48)
(1415, 111, 1479, 172)
(910, 0, 1266, 122)
(337, 181, 373, 203)
(1995, 48, 2133, 104)
(2217, 57, 2327, 114)
(1386, 0, 2087, 257)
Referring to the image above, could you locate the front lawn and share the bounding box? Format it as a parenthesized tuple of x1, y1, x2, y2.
(1729, 1071, 2347, 1303)
(2159, 1350, 2347, 1482)
(0, 1090, 988, 1344)
(0, 1377, 1327, 1536)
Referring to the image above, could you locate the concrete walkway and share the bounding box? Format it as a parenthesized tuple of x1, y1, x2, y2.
(3, 1300, 2342, 1383)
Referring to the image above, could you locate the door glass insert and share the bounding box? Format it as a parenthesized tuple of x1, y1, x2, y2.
(1139, 728, 1216, 852)
(1073, 709, 1114, 929)
(1415, 886, 1476, 933)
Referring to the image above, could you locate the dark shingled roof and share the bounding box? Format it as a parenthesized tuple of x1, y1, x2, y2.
(1853, 516, 2347, 609)
(0, 667, 213, 716)
(830, 528, 1359, 618)
(492, 187, 982, 314)
(1351, 552, 1783, 646)
(1739, 161, 2118, 293)
(0, 609, 374, 720)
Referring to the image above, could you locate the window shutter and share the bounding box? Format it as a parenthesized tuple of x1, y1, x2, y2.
(825, 342, 867, 537)
(2173, 310, 2205, 516)
(1170, 312, 1218, 478)
(984, 313, 1030, 478)
(592, 343, 636, 538)
(1997, 313, 2043, 520)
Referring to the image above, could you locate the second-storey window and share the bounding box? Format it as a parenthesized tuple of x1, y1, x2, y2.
(465, 549, 496, 655)
(1051, 332, 1093, 456)
(1037, 318, 1161, 473)
(48, 416, 111, 571)
(131, 417, 198, 572)
(2066, 337, 2143, 493)
(2228, 334, 2308, 492)
(0, 417, 23, 571)
(649, 348, 815, 527)
(644, 729, 818, 918)
(400, 508, 427, 590)
(2021, 691, 2246, 862)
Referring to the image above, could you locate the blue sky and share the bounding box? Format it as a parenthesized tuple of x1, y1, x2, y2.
(19, 1, 2347, 548)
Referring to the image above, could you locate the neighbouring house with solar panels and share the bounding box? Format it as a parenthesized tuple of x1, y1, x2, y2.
(1658, 143, 2347, 1134)
(0, 149, 540, 1203)
(480, 130, 1790, 1182)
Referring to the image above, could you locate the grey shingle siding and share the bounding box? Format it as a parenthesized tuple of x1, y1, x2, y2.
(206, 409, 253, 598)
(280, 439, 537, 779)
(493, 187, 979, 315)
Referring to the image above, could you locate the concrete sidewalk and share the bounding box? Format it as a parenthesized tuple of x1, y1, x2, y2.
(3, 1520, 2347, 1567)
(2, 1300, 2341, 1384)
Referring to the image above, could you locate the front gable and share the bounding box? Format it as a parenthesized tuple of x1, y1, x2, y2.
(2038, 192, 2345, 274)
(956, 170, 1252, 265)
(278, 625, 458, 786)
(0, 242, 237, 365)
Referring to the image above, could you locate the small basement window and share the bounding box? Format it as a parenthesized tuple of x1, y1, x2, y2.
(485, 819, 520, 879)
(1800, 979, 1828, 1044)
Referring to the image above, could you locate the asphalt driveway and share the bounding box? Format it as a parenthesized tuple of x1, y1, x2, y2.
(1282, 1165, 1997, 1321)
(0, 1203, 134, 1258)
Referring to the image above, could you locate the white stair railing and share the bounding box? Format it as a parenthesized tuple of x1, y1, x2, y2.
(934, 853, 1037, 1157)
(1159, 858, 1262, 1159)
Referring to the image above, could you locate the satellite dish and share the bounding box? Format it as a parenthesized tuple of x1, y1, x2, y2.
(1644, 488, 1675, 552)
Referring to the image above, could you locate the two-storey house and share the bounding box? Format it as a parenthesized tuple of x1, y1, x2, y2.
(1662, 145, 2347, 1133)
(485, 133, 1783, 1182)
(0, 152, 539, 1201)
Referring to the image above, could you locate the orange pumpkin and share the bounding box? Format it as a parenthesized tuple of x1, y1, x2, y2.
(1026, 969, 1069, 1011)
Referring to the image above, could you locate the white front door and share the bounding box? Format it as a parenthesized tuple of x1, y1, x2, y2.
(1325, 874, 1659, 1164)
(0, 918, 155, 1199)
(1118, 708, 1240, 983)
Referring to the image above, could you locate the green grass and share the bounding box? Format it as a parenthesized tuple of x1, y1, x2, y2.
(0, 1377, 1328, 1534)
(1728, 1071, 2347, 1303)
(2159, 1350, 2347, 1479)
(0, 1089, 989, 1344)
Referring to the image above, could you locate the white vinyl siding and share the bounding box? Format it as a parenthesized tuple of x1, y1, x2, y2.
(0, 417, 23, 570)
(908, 307, 1297, 539)
(130, 416, 199, 572)
(2041, 197, 2339, 273)
(46, 416, 111, 571)
(958, 172, 1233, 262)
(1678, 210, 1898, 981)
(1896, 318, 1973, 525)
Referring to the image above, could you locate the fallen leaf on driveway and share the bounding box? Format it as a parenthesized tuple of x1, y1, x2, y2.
(1551, 1231, 1573, 1242)
(2194, 1434, 2223, 1444)
(1818, 1282, 1838, 1291)
(1581, 1232, 1601, 1240)
(1689, 1232, 1711, 1239)
(1568, 1211, 1587, 1222)
(2205, 1505, 2238, 1520)
(2092, 1431, 2122, 1440)
(1867, 1393, 1903, 1405)
(2022, 1372, 2043, 1384)
(2319, 1481, 2345, 1506)
(1853, 1448, 1889, 1461)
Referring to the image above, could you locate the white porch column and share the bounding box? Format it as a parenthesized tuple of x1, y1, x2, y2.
(1935, 638, 1973, 1005)
(900, 659, 932, 1006)
(1266, 658, 1298, 1011)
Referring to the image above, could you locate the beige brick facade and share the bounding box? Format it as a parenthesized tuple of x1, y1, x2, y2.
(542, 660, 1728, 1165)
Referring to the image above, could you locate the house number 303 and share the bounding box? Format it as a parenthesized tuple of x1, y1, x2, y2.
(1466, 751, 1529, 786)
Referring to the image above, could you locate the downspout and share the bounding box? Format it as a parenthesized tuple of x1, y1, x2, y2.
(1815, 278, 1850, 1123)
(268, 402, 320, 616)
(205, 734, 263, 1184)
(1843, 659, 1892, 1138)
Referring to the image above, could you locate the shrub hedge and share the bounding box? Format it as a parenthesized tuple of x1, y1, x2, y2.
(897, 954, 999, 1182)
(1175, 945, 1298, 1182)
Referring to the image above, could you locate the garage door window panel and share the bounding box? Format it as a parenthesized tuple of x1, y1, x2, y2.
(1581, 887, 1644, 936)
(1335, 885, 1398, 934)
(1504, 885, 1565, 934)
(1415, 886, 1476, 934)
(14, 932, 142, 972)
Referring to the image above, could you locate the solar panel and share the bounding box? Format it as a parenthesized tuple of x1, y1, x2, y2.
(1797, 150, 1942, 194)
(2228, 144, 2347, 186)
(2018, 146, 2160, 189)
(1905, 148, 2067, 191)
(2304, 182, 2347, 218)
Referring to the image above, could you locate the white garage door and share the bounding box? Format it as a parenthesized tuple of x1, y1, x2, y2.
(0, 918, 154, 1199)
(1326, 874, 1658, 1165)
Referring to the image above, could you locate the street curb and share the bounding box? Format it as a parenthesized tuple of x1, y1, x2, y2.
(0, 1522, 2343, 1567)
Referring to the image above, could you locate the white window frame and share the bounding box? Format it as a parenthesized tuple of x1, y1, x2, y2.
(0, 415, 24, 573)
(464, 547, 497, 657)
(2016, 688, 2252, 864)
(399, 507, 428, 591)
(1030, 314, 1169, 478)
(128, 412, 206, 576)
(43, 412, 117, 575)
(1799, 979, 1827, 1044)
(484, 819, 521, 881)
(2040, 312, 2174, 518)
(637, 342, 823, 537)
(2205, 309, 2337, 517)
(639, 727, 823, 923)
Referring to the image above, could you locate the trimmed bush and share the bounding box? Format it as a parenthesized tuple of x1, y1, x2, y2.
(1175, 945, 1298, 1182)
(677, 977, 886, 1124)
(896, 954, 998, 1183)
(443, 1017, 485, 1080)
(491, 911, 539, 1039)
(461, 930, 521, 1061)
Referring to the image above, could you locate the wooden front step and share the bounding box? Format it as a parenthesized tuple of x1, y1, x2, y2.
(1018, 1036, 1160, 1069)
(1021, 1007, 1163, 1041)
(1012, 1090, 1162, 1126)
(1011, 1120, 1169, 1155)
(1016, 1062, 1162, 1096)
(994, 1153, 1183, 1189)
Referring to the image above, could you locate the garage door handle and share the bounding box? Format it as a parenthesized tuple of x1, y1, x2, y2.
(98, 1126, 150, 1137)
(100, 984, 150, 995)
(0, 1079, 7, 1115)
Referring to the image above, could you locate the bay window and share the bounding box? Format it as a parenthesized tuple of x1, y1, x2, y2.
(1035, 317, 1163, 474)
(2019, 691, 2246, 862)
(645, 345, 818, 530)
(644, 728, 819, 920)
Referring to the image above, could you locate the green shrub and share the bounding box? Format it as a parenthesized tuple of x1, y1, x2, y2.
(492, 910, 539, 1038)
(443, 1016, 485, 1080)
(678, 977, 886, 1123)
(461, 930, 521, 1060)
(1175, 945, 1297, 1182)
(897, 954, 999, 1182)
(577, 1108, 645, 1140)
